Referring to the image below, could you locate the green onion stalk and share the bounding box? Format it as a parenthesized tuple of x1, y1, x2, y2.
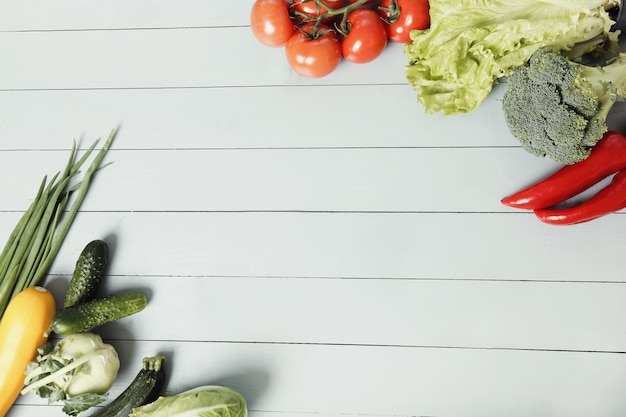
(0, 129, 116, 319)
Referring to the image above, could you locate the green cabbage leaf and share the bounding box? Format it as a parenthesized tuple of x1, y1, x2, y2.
(128, 385, 247, 417)
(404, 0, 619, 115)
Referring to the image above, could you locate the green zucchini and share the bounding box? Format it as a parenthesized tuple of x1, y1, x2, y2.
(92, 356, 166, 417)
(64, 239, 109, 308)
(50, 292, 148, 336)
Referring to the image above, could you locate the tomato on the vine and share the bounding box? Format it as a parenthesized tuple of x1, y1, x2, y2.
(292, 0, 345, 21)
(285, 23, 343, 78)
(250, 0, 295, 47)
(341, 8, 387, 64)
(378, 0, 429, 43)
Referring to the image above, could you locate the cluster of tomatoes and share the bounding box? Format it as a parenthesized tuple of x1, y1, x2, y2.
(250, 0, 430, 78)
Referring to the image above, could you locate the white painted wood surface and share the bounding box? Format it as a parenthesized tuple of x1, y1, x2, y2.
(2, 2, 626, 417)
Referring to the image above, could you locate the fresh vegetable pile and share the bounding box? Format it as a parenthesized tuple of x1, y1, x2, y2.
(0, 132, 249, 417)
(0, 133, 117, 417)
(250, 1, 626, 224)
(376, 0, 626, 224)
(17, 238, 148, 416)
(250, 0, 430, 77)
(8, 237, 248, 417)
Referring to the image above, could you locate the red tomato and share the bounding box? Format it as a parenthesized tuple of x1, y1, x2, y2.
(250, 0, 295, 47)
(341, 8, 387, 64)
(378, 0, 429, 43)
(285, 23, 342, 78)
(292, 0, 345, 21)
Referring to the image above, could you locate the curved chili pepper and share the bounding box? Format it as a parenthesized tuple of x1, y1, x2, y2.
(533, 169, 626, 225)
(501, 131, 626, 210)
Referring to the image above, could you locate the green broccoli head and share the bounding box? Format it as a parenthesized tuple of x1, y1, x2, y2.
(502, 47, 626, 164)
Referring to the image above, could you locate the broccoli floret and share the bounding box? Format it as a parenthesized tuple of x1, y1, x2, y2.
(502, 47, 626, 164)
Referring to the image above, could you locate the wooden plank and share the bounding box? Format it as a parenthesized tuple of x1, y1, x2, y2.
(0, 146, 556, 213)
(64, 274, 626, 353)
(0, 84, 514, 150)
(1, 0, 255, 31)
(0, 211, 620, 283)
(0, 29, 408, 89)
(10, 340, 626, 417)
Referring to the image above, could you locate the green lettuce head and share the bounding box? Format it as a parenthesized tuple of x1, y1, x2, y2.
(404, 0, 619, 115)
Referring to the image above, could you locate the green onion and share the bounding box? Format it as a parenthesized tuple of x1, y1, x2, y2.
(0, 129, 116, 319)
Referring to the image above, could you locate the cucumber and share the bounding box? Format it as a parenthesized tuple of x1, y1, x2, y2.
(91, 356, 166, 417)
(64, 240, 109, 308)
(50, 292, 148, 336)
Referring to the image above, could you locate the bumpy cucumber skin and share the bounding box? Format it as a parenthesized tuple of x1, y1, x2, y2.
(64, 240, 109, 308)
(51, 292, 148, 336)
(91, 356, 166, 417)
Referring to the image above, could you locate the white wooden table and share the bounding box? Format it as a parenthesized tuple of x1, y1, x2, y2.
(2, 2, 626, 416)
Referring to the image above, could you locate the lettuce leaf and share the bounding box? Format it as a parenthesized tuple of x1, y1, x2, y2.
(404, 0, 619, 115)
(128, 385, 247, 417)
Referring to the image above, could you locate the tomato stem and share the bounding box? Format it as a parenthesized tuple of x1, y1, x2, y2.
(378, 0, 400, 24)
(292, 0, 376, 37)
(335, 0, 372, 34)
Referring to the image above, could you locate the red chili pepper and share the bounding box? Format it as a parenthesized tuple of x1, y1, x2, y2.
(501, 131, 626, 210)
(533, 169, 626, 225)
